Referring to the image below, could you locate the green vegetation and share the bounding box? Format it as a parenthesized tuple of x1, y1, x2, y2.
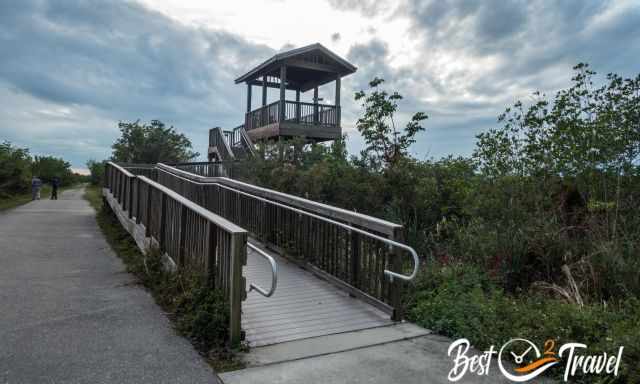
(0, 185, 52, 211)
(111, 120, 199, 164)
(0, 141, 85, 209)
(234, 64, 640, 383)
(86, 159, 106, 186)
(84, 186, 242, 372)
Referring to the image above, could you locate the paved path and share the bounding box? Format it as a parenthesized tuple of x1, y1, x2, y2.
(221, 333, 514, 384)
(0, 188, 220, 384)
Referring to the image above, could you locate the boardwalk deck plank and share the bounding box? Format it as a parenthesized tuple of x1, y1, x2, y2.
(243, 246, 392, 347)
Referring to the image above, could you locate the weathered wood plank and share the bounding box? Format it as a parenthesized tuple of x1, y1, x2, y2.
(243, 245, 392, 347)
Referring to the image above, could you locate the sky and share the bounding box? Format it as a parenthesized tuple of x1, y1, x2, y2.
(1, 0, 639, 172)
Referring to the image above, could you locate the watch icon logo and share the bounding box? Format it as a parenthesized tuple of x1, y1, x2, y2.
(498, 339, 559, 382)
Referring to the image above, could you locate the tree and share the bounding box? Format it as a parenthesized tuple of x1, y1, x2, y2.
(474, 63, 640, 181)
(31, 155, 74, 186)
(473, 63, 640, 240)
(86, 159, 106, 186)
(354, 77, 428, 167)
(0, 141, 32, 197)
(111, 120, 199, 164)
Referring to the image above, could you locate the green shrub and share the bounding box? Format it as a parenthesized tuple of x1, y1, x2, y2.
(0, 141, 32, 198)
(86, 160, 106, 186)
(406, 264, 639, 383)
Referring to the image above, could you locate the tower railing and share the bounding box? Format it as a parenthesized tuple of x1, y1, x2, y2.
(244, 100, 339, 131)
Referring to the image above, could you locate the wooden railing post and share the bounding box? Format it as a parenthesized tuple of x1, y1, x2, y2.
(123, 176, 127, 212)
(158, 193, 167, 252)
(206, 222, 218, 279)
(389, 227, 405, 321)
(295, 90, 301, 122)
(135, 178, 142, 224)
(228, 231, 247, 346)
(104, 164, 109, 190)
(145, 185, 153, 237)
(178, 205, 188, 266)
(350, 231, 360, 288)
(119, 173, 123, 203)
(128, 177, 134, 219)
(313, 86, 319, 125)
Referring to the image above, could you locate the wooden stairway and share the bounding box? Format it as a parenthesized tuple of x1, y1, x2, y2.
(208, 125, 256, 162)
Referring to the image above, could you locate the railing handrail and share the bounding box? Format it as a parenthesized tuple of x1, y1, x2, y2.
(284, 99, 337, 109)
(107, 162, 246, 235)
(166, 161, 235, 166)
(140, 176, 246, 235)
(236, 125, 257, 157)
(112, 162, 157, 169)
(109, 161, 136, 177)
(213, 127, 235, 161)
(246, 101, 337, 117)
(247, 243, 278, 297)
(248, 100, 280, 111)
(157, 163, 403, 237)
(155, 164, 418, 282)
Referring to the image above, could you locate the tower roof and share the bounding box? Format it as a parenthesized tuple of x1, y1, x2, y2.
(235, 43, 357, 92)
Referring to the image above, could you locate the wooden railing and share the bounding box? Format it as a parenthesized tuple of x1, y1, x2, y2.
(153, 163, 413, 319)
(167, 161, 233, 178)
(244, 100, 339, 131)
(224, 125, 256, 158)
(245, 101, 280, 131)
(104, 162, 247, 345)
(283, 100, 338, 126)
(208, 127, 235, 161)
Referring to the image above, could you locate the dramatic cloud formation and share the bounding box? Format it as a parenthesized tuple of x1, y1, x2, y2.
(338, 0, 640, 158)
(0, 0, 638, 168)
(0, 1, 271, 168)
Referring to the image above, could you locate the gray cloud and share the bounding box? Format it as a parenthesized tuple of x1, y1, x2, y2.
(326, 0, 392, 17)
(1, 0, 639, 167)
(332, 0, 640, 158)
(0, 0, 272, 167)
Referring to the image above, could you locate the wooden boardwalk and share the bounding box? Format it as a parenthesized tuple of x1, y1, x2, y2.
(243, 244, 392, 347)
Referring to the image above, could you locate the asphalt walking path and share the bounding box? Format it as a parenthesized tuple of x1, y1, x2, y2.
(0, 188, 220, 384)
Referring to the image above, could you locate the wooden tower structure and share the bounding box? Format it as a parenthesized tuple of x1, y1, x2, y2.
(208, 43, 357, 161)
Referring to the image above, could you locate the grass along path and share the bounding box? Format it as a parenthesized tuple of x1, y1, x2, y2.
(0, 185, 61, 211)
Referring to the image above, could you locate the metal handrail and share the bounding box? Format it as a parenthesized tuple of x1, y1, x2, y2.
(247, 243, 278, 297)
(156, 164, 419, 282)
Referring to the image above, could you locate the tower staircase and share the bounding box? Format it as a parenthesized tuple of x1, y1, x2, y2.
(208, 125, 256, 162)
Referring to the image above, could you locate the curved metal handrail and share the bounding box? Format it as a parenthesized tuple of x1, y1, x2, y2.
(155, 165, 419, 283)
(247, 243, 278, 297)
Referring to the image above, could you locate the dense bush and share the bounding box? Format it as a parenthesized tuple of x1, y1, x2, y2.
(0, 142, 80, 199)
(86, 160, 106, 186)
(406, 264, 639, 383)
(31, 155, 76, 186)
(0, 141, 32, 198)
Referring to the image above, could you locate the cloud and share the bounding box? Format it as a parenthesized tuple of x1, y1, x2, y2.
(0, 0, 272, 166)
(325, 0, 392, 18)
(330, 0, 640, 158)
(1, 0, 639, 166)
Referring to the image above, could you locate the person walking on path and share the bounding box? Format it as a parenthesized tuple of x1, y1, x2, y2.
(50, 177, 60, 200)
(31, 176, 42, 200)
